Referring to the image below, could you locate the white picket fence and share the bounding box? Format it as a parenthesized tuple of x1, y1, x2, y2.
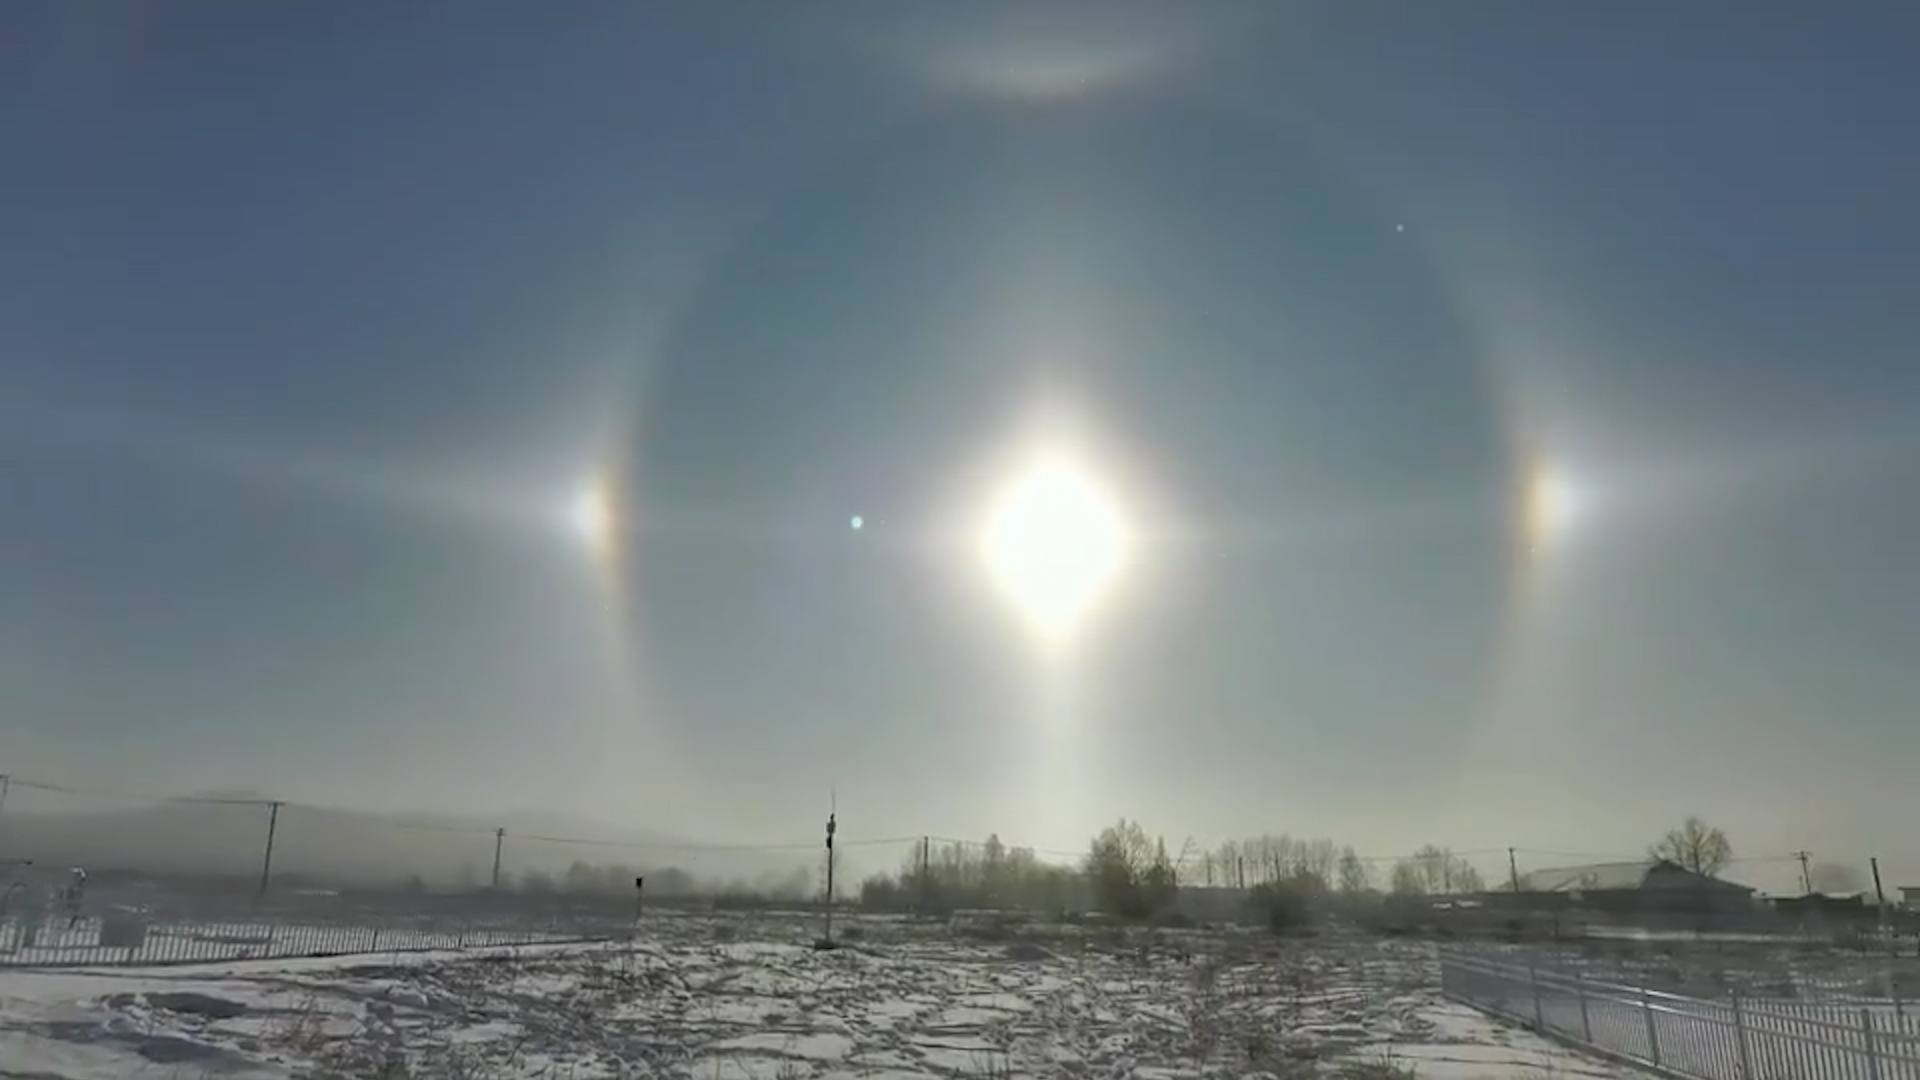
(1442, 949, 1920, 1079)
(0, 914, 595, 967)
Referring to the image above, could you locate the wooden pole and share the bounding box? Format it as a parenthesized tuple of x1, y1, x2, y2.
(258, 801, 283, 897)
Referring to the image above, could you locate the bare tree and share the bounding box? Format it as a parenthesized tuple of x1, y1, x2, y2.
(1086, 819, 1177, 918)
(1295, 838, 1340, 889)
(1173, 837, 1206, 887)
(1215, 840, 1244, 888)
(1389, 859, 1425, 895)
(1649, 817, 1733, 877)
(1391, 846, 1482, 895)
(1336, 846, 1372, 893)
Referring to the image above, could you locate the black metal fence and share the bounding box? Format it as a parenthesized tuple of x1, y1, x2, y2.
(1443, 948, 1920, 1079)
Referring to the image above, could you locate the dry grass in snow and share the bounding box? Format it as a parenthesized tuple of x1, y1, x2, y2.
(0, 914, 1652, 1079)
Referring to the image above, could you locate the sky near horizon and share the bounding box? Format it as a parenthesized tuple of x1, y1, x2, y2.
(3, 4, 1917, 887)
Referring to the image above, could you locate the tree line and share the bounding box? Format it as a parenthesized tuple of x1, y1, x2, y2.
(470, 815, 1744, 920)
(854, 820, 1494, 921)
(471, 860, 816, 903)
(856, 815, 1742, 924)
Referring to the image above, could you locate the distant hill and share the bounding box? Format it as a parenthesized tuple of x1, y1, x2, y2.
(0, 799, 817, 891)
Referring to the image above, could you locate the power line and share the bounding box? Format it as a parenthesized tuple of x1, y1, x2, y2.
(1514, 849, 1650, 862)
(0, 774, 926, 855)
(1, 775, 275, 806)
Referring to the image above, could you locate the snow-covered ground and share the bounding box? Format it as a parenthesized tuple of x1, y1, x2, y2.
(0, 916, 1649, 1079)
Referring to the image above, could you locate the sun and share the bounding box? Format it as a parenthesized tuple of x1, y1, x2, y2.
(567, 476, 616, 558)
(980, 456, 1129, 646)
(1522, 460, 1587, 551)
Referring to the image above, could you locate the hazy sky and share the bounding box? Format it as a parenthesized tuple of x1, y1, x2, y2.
(4, 4, 1916, 885)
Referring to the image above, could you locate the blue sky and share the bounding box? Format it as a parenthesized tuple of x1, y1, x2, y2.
(3, 3, 1916, 884)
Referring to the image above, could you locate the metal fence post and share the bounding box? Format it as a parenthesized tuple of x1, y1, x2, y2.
(1861, 1007, 1883, 1080)
(1529, 963, 1545, 1030)
(1640, 986, 1662, 1068)
(1732, 993, 1752, 1080)
(1575, 970, 1592, 1043)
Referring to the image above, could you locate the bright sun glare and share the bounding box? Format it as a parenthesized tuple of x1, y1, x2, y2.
(981, 457, 1129, 646)
(567, 477, 615, 558)
(1524, 462, 1586, 550)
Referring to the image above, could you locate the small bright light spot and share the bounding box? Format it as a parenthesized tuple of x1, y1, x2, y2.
(850, 515, 864, 530)
(568, 477, 615, 556)
(1524, 462, 1587, 549)
(981, 456, 1128, 646)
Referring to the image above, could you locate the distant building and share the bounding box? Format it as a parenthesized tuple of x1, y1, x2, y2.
(1518, 859, 1730, 893)
(1511, 859, 1756, 918)
(1772, 892, 1869, 924)
(1900, 886, 1920, 908)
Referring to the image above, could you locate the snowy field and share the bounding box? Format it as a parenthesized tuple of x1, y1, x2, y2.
(0, 914, 1650, 1079)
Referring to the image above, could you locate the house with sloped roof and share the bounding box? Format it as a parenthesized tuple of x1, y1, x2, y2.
(1519, 859, 1745, 892)
(1513, 859, 1756, 917)
(1772, 891, 1870, 925)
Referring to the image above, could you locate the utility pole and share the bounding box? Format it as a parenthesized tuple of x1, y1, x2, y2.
(491, 829, 506, 891)
(820, 807, 838, 947)
(1508, 848, 1522, 893)
(258, 801, 283, 898)
(1793, 851, 1813, 895)
(919, 836, 931, 914)
(0, 774, 10, 845)
(1870, 856, 1900, 1017)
